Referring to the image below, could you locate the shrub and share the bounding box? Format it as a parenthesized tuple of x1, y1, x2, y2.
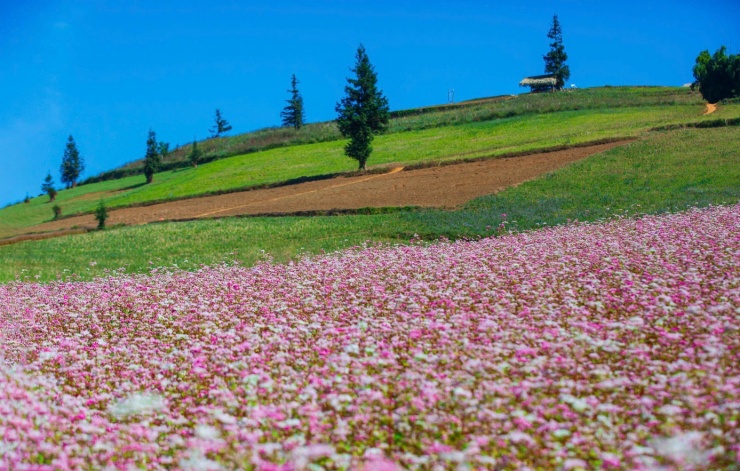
(52, 205, 62, 220)
(94, 201, 108, 230)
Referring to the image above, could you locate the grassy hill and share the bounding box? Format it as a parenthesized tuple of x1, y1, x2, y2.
(1, 86, 739, 282)
(2, 87, 736, 241)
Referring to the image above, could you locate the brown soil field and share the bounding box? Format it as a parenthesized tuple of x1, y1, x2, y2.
(9, 141, 628, 244)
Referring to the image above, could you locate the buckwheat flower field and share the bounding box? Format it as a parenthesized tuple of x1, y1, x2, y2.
(1, 205, 739, 470)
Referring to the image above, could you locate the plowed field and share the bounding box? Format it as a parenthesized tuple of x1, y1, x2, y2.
(13, 141, 628, 241)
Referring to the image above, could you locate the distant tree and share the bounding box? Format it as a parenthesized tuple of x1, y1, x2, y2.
(143, 129, 160, 184)
(158, 141, 170, 161)
(335, 44, 390, 170)
(281, 74, 305, 130)
(41, 172, 57, 202)
(209, 109, 233, 138)
(543, 14, 570, 90)
(60, 135, 84, 188)
(188, 139, 202, 168)
(692, 46, 740, 104)
(52, 204, 62, 220)
(94, 200, 108, 230)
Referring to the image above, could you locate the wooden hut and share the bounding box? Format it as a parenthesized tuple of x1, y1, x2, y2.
(519, 74, 557, 93)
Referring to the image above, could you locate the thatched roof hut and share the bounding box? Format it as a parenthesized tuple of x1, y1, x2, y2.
(519, 74, 557, 92)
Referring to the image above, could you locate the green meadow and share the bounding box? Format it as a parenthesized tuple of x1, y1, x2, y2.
(2, 89, 738, 240)
(2, 125, 738, 283)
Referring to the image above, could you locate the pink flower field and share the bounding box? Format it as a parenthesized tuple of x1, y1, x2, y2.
(1, 204, 738, 470)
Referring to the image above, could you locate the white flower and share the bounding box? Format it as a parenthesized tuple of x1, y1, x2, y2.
(195, 424, 221, 440)
(109, 392, 165, 418)
(179, 449, 223, 471)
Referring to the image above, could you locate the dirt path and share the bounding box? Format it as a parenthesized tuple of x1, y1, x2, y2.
(16, 141, 629, 240)
(704, 103, 717, 115)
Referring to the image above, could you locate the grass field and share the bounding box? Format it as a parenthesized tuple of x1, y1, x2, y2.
(2, 126, 737, 282)
(88, 86, 706, 180)
(2, 98, 737, 239)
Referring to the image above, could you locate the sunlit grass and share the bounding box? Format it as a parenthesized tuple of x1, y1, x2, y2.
(2, 127, 737, 282)
(3, 101, 733, 239)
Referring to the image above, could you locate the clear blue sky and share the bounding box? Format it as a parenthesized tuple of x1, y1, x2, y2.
(1, 0, 738, 207)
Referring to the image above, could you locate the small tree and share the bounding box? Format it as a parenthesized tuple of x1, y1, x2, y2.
(693, 46, 740, 104)
(188, 139, 202, 167)
(335, 44, 390, 170)
(281, 74, 305, 130)
(543, 14, 570, 90)
(60, 135, 84, 188)
(158, 141, 170, 161)
(52, 204, 62, 220)
(143, 129, 160, 184)
(94, 200, 108, 230)
(209, 109, 233, 138)
(41, 172, 58, 202)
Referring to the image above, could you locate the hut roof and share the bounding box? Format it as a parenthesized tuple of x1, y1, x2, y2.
(519, 74, 557, 87)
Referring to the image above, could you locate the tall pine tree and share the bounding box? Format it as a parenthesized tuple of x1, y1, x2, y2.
(281, 74, 305, 130)
(60, 135, 84, 188)
(543, 15, 570, 90)
(143, 129, 160, 184)
(209, 109, 233, 138)
(335, 45, 389, 170)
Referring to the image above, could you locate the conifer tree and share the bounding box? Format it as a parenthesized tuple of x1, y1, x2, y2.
(209, 109, 233, 138)
(60, 135, 84, 188)
(143, 129, 160, 184)
(335, 44, 390, 170)
(188, 139, 202, 168)
(281, 74, 305, 130)
(157, 141, 170, 161)
(41, 172, 57, 202)
(543, 14, 570, 90)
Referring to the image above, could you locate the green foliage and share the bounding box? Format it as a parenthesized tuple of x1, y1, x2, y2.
(543, 15, 570, 90)
(2, 127, 738, 283)
(209, 109, 233, 138)
(60, 135, 84, 188)
(188, 139, 202, 167)
(52, 204, 62, 220)
(41, 173, 57, 202)
(158, 142, 170, 161)
(143, 130, 160, 184)
(693, 46, 740, 103)
(281, 74, 305, 130)
(336, 44, 390, 170)
(94, 201, 108, 230)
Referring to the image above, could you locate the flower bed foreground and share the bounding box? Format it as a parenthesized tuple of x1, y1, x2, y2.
(1, 205, 739, 470)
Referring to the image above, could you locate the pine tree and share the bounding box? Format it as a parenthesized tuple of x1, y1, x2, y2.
(188, 139, 202, 168)
(94, 200, 108, 230)
(41, 172, 57, 202)
(335, 44, 390, 170)
(157, 141, 170, 161)
(543, 15, 570, 90)
(281, 74, 305, 130)
(209, 109, 233, 138)
(60, 135, 84, 188)
(143, 129, 160, 184)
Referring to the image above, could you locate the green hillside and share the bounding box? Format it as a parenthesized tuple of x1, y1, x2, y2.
(1, 87, 737, 240)
(1, 86, 739, 282)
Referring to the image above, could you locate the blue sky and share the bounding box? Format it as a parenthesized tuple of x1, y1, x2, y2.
(1, 0, 738, 207)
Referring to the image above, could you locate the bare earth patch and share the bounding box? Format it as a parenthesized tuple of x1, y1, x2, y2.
(16, 141, 628, 240)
